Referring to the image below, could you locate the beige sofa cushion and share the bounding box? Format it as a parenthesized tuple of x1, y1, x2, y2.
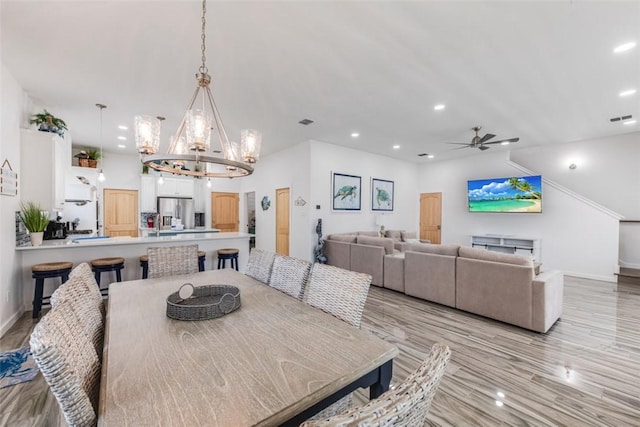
(399, 231, 417, 241)
(357, 231, 379, 237)
(327, 234, 357, 243)
(356, 236, 395, 255)
(458, 246, 533, 268)
(405, 242, 460, 257)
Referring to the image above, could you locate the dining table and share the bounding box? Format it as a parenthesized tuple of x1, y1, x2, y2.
(98, 269, 398, 426)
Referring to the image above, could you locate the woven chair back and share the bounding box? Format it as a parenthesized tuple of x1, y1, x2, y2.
(30, 301, 101, 427)
(301, 343, 451, 426)
(304, 263, 371, 328)
(50, 275, 105, 361)
(147, 245, 199, 279)
(245, 248, 276, 283)
(68, 262, 105, 316)
(269, 255, 312, 300)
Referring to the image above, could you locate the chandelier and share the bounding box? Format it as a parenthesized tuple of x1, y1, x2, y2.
(135, 0, 261, 178)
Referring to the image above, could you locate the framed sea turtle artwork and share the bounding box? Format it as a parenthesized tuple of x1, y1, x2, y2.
(371, 178, 394, 211)
(332, 173, 361, 211)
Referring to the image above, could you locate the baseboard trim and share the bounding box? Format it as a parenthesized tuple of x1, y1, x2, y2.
(618, 261, 640, 270)
(0, 308, 25, 339)
(564, 271, 617, 283)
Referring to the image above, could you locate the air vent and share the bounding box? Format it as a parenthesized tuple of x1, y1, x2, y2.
(417, 153, 428, 157)
(213, 150, 222, 154)
(298, 119, 314, 125)
(610, 114, 633, 122)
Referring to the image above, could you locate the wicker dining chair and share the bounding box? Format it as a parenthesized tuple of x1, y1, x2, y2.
(147, 245, 199, 279)
(304, 263, 372, 328)
(301, 343, 451, 427)
(245, 248, 276, 284)
(67, 262, 105, 317)
(268, 255, 312, 300)
(30, 300, 101, 427)
(50, 274, 105, 361)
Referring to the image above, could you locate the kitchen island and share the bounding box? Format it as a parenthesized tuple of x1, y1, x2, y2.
(16, 232, 251, 312)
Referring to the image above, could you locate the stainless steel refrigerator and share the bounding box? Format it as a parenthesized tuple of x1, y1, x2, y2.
(157, 197, 195, 229)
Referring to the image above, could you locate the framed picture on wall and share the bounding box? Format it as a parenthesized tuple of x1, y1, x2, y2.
(332, 173, 361, 211)
(371, 178, 394, 211)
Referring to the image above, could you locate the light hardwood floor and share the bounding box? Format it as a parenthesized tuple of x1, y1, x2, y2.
(1, 275, 639, 426)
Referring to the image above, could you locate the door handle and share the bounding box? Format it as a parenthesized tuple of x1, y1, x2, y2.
(437, 225, 441, 230)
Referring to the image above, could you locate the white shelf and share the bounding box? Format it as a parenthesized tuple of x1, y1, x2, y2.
(470, 234, 540, 261)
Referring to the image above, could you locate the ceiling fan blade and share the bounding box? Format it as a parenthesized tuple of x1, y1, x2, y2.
(479, 133, 496, 143)
(445, 142, 472, 145)
(483, 137, 520, 145)
(478, 145, 490, 151)
(449, 145, 471, 151)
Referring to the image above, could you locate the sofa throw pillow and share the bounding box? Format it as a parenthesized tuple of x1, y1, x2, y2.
(399, 231, 417, 242)
(384, 230, 403, 241)
(458, 246, 533, 268)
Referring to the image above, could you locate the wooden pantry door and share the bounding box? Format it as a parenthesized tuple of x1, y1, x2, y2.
(275, 188, 290, 256)
(211, 192, 239, 232)
(104, 189, 139, 237)
(419, 192, 442, 244)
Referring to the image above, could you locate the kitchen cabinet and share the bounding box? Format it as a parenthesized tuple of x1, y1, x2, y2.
(20, 129, 71, 211)
(140, 175, 157, 212)
(156, 177, 194, 198)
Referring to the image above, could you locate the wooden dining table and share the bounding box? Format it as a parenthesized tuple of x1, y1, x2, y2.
(98, 269, 398, 426)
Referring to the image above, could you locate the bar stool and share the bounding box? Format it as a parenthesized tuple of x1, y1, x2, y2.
(91, 257, 125, 295)
(198, 250, 206, 272)
(217, 248, 239, 271)
(140, 255, 149, 279)
(31, 261, 73, 318)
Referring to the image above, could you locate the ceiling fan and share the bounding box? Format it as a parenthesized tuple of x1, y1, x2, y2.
(446, 126, 519, 151)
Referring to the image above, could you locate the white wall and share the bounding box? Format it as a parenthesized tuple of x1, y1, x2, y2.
(418, 150, 620, 282)
(309, 141, 419, 237)
(240, 141, 312, 260)
(510, 132, 640, 218)
(0, 64, 26, 336)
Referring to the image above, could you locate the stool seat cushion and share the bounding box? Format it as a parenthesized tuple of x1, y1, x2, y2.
(218, 248, 239, 255)
(140, 255, 148, 262)
(91, 257, 125, 267)
(33, 262, 73, 272)
(198, 251, 206, 257)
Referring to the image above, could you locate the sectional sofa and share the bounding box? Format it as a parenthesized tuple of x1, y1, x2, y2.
(324, 233, 563, 333)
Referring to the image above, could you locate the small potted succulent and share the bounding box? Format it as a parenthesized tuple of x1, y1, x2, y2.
(19, 201, 49, 246)
(86, 149, 101, 168)
(29, 110, 68, 137)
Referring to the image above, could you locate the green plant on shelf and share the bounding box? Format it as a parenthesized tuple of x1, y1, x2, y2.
(19, 201, 49, 233)
(29, 109, 68, 137)
(86, 148, 101, 161)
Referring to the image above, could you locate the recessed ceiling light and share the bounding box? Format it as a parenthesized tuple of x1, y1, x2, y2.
(497, 392, 505, 398)
(434, 104, 445, 111)
(614, 41, 636, 53)
(117, 136, 127, 140)
(501, 141, 510, 145)
(392, 144, 400, 149)
(351, 132, 360, 138)
(619, 89, 637, 97)
(117, 144, 126, 149)
(118, 125, 128, 130)
(623, 119, 637, 125)
(427, 154, 435, 159)
(495, 401, 504, 407)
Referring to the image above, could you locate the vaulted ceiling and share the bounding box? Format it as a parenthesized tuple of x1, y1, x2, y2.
(2, 1, 638, 163)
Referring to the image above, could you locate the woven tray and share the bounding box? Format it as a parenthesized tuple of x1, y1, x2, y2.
(166, 283, 241, 321)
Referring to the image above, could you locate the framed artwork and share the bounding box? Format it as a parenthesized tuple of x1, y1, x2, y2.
(332, 173, 361, 211)
(371, 178, 394, 211)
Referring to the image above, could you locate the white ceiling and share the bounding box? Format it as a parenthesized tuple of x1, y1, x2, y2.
(2, 1, 639, 163)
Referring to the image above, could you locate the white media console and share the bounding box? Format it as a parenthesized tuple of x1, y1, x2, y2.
(470, 234, 540, 262)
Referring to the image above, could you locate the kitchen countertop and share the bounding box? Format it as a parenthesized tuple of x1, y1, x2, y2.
(139, 227, 220, 235)
(16, 232, 252, 251)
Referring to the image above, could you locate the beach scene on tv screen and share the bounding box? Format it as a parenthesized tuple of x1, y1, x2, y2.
(468, 175, 542, 213)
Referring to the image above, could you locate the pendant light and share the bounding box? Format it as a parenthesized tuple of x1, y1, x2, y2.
(96, 103, 106, 182)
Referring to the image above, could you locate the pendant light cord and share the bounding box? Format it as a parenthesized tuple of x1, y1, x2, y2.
(199, 0, 208, 74)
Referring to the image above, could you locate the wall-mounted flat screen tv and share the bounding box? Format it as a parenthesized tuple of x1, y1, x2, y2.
(468, 175, 542, 213)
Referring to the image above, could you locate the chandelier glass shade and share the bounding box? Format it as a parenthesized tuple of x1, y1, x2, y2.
(135, 0, 260, 178)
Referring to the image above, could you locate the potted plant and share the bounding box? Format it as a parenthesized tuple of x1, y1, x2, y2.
(19, 201, 49, 246)
(86, 148, 101, 168)
(29, 109, 68, 137)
